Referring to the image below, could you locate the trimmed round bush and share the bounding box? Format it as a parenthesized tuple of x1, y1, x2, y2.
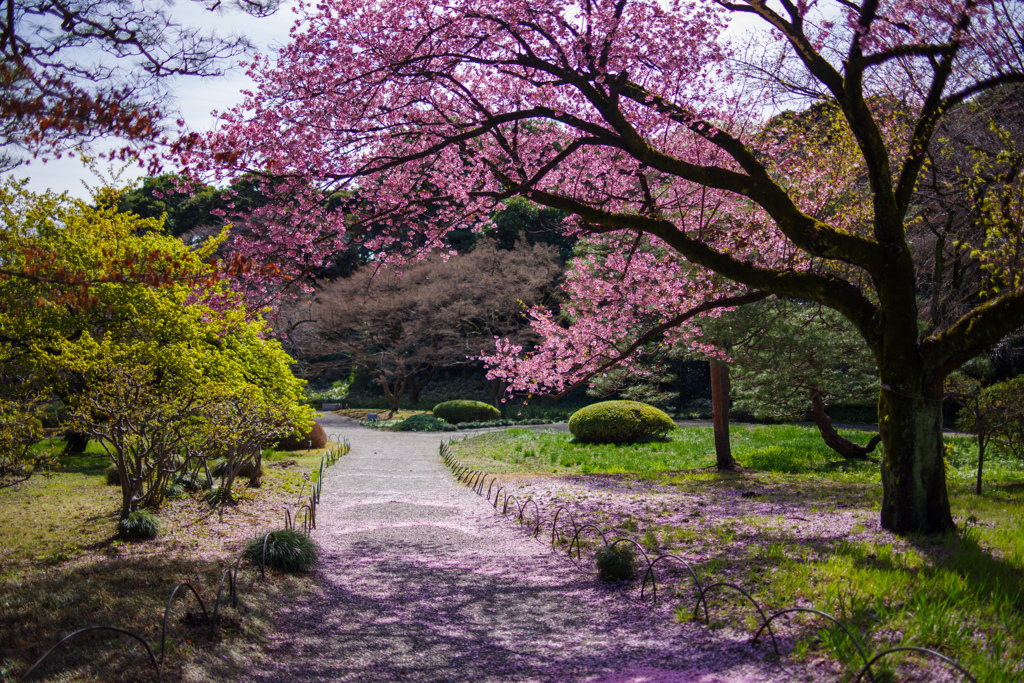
(276, 422, 327, 451)
(393, 414, 457, 432)
(105, 464, 121, 486)
(596, 544, 636, 583)
(118, 509, 160, 540)
(244, 528, 318, 572)
(432, 400, 501, 424)
(568, 400, 676, 444)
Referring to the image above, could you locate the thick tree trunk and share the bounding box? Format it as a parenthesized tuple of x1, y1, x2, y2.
(710, 361, 736, 470)
(808, 386, 881, 459)
(379, 375, 405, 415)
(878, 384, 955, 534)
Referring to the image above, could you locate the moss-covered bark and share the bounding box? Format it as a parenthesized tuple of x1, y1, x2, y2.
(878, 384, 954, 533)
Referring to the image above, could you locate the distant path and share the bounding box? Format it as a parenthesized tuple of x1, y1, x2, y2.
(242, 414, 807, 683)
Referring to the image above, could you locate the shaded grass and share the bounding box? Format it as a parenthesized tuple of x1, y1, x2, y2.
(0, 440, 337, 682)
(450, 424, 1024, 681)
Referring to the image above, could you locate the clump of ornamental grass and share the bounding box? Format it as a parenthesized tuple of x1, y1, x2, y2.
(244, 529, 318, 573)
(596, 543, 636, 583)
(117, 509, 160, 540)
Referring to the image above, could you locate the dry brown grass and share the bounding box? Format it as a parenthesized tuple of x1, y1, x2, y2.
(0, 446, 332, 682)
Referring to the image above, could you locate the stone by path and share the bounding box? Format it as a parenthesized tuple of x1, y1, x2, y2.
(242, 415, 818, 683)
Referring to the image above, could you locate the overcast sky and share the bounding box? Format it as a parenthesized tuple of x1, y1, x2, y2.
(11, 2, 297, 199)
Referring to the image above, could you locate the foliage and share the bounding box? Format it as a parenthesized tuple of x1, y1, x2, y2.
(189, 0, 1024, 534)
(285, 240, 561, 410)
(0, 180, 311, 518)
(432, 400, 501, 424)
(244, 529, 319, 572)
(392, 414, 457, 432)
(116, 509, 160, 540)
(0, 397, 58, 484)
(719, 299, 879, 420)
(0, 0, 280, 170)
(569, 401, 675, 445)
(595, 544, 636, 583)
(978, 376, 1024, 461)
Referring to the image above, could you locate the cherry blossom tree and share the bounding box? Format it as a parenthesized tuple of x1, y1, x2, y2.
(185, 0, 1024, 534)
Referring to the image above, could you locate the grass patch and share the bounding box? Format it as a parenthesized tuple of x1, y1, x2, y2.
(449, 424, 1024, 680)
(0, 439, 339, 682)
(448, 424, 888, 476)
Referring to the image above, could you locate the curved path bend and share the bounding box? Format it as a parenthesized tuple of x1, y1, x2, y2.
(243, 415, 806, 683)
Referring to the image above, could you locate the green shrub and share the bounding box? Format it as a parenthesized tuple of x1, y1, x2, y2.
(105, 464, 121, 486)
(979, 376, 1024, 459)
(393, 414, 458, 432)
(432, 400, 501, 424)
(117, 509, 160, 540)
(244, 529, 318, 572)
(596, 544, 636, 583)
(201, 485, 232, 507)
(568, 400, 676, 444)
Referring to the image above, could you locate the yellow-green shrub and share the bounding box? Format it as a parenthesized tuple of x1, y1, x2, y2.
(568, 400, 675, 444)
(432, 400, 501, 424)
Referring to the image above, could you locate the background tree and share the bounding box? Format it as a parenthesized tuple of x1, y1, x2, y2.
(187, 0, 1024, 534)
(720, 299, 882, 459)
(0, 180, 310, 514)
(289, 240, 561, 412)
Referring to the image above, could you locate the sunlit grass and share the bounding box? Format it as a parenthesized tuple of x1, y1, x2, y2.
(449, 424, 888, 476)
(0, 440, 335, 682)
(449, 424, 1024, 681)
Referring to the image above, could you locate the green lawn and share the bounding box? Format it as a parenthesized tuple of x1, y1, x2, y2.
(0, 441, 335, 682)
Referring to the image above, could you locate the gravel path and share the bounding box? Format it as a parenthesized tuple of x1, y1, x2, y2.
(242, 415, 815, 683)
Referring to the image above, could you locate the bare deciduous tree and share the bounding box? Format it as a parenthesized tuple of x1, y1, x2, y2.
(288, 240, 562, 412)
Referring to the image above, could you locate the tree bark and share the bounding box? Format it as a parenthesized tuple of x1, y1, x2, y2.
(878, 382, 955, 534)
(808, 386, 881, 460)
(406, 366, 436, 405)
(710, 361, 736, 470)
(975, 431, 986, 496)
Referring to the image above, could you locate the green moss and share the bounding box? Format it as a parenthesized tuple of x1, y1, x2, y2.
(568, 400, 676, 444)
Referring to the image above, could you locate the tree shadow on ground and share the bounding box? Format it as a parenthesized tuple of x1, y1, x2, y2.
(244, 527, 788, 682)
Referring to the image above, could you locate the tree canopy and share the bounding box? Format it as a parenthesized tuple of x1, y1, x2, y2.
(184, 0, 1024, 534)
(0, 179, 310, 511)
